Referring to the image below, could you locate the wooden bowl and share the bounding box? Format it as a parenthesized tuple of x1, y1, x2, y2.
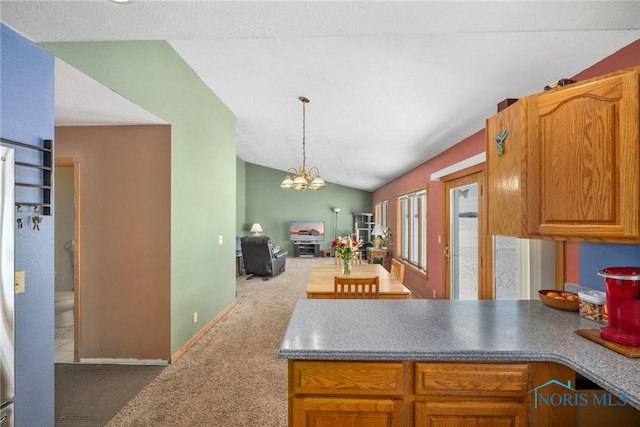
(538, 290, 579, 311)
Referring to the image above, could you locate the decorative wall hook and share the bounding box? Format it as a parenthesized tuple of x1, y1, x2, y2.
(32, 206, 42, 231)
(16, 205, 24, 229)
(495, 129, 508, 156)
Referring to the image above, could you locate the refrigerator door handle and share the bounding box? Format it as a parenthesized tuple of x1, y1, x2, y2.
(0, 146, 16, 411)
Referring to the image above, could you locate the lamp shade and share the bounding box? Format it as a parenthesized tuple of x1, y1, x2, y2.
(280, 175, 294, 188)
(250, 223, 263, 235)
(309, 176, 326, 190)
(371, 224, 384, 237)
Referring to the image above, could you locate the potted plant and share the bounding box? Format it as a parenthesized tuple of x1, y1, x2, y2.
(381, 228, 391, 249)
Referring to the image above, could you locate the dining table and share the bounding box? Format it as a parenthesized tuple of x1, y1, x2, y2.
(305, 263, 412, 299)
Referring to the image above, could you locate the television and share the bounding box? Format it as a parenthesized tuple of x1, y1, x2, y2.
(290, 220, 325, 242)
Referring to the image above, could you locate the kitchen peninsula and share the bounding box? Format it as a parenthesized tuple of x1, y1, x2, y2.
(279, 299, 640, 426)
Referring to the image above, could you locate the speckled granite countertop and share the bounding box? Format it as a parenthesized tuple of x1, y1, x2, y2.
(278, 299, 640, 410)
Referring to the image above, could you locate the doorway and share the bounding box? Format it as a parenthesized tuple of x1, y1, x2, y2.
(443, 166, 489, 299)
(54, 158, 81, 362)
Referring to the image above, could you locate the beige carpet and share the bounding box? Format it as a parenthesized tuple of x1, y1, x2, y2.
(107, 256, 335, 427)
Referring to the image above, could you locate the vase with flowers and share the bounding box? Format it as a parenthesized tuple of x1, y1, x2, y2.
(331, 235, 362, 276)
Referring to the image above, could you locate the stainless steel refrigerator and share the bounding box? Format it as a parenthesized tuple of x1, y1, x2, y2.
(0, 146, 15, 427)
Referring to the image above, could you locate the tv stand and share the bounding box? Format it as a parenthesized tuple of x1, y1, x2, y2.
(293, 242, 320, 258)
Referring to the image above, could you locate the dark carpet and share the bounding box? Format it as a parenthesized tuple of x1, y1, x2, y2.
(55, 363, 166, 427)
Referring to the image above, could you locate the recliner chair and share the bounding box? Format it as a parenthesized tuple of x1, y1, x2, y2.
(240, 236, 287, 278)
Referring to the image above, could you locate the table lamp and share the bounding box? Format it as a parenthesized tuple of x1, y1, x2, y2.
(371, 224, 384, 248)
(250, 223, 263, 236)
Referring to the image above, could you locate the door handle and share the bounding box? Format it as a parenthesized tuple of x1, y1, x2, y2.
(444, 243, 450, 259)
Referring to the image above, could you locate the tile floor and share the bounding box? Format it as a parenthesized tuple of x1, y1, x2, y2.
(55, 325, 74, 363)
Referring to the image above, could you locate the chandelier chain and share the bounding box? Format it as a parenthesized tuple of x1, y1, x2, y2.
(280, 96, 325, 190)
(301, 97, 306, 170)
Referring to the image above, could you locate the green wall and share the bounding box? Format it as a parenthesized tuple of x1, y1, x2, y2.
(236, 157, 247, 238)
(244, 163, 372, 252)
(42, 41, 236, 355)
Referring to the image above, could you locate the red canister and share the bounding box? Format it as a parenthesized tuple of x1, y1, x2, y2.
(597, 267, 640, 347)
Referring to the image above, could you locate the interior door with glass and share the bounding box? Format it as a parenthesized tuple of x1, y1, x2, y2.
(444, 169, 487, 299)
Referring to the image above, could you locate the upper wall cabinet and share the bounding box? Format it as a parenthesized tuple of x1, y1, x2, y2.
(487, 66, 640, 242)
(486, 98, 530, 237)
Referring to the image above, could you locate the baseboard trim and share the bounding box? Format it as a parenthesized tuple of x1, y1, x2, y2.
(79, 358, 169, 365)
(171, 299, 237, 364)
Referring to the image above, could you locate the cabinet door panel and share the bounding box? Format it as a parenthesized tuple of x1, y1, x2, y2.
(486, 100, 530, 237)
(529, 70, 640, 239)
(415, 400, 527, 427)
(540, 102, 616, 223)
(294, 397, 404, 427)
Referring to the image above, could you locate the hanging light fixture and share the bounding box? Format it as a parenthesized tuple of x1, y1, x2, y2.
(280, 96, 326, 190)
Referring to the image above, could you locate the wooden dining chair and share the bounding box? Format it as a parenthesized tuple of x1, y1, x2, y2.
(390, 258, 405, 283)
(334, 276, 380, 299)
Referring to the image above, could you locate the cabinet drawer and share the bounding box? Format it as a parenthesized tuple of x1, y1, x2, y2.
(415, 399, 528, 427)
(293, 397, 405, 427)
(416, 363, 528, 397)
(292, 361, 407, 396)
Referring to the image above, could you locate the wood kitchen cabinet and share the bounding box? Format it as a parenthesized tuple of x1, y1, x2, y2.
(288, 360, 640, 426)
(414, 362, 529, 427)
(528, 66, 640, 240)
(487, 65, 640, 241)
(486, 98, 531, 237)
(289, 361, 531, 426)
(289, 360, 410, 427)
(289, 359, 640, 426)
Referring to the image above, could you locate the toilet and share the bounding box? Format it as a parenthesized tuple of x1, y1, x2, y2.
(54, 291, 74, 328)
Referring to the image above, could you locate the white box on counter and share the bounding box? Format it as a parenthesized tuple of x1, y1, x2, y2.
(578, 289, 606, 323)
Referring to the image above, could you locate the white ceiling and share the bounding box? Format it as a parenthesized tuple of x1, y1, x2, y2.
(2, 1, 640, 191)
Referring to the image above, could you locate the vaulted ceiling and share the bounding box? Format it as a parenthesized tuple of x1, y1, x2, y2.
(3, 1, 640, 191)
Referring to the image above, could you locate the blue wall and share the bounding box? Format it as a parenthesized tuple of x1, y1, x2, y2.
(579, 243, 640, 291)
(1, 24, 55, 426)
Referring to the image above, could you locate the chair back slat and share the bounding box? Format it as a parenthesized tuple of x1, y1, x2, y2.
(334, 276, 380, 299)
(390, 259, 405, 283)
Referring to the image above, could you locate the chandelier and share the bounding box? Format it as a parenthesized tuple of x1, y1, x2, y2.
(280, 96, 326, 190)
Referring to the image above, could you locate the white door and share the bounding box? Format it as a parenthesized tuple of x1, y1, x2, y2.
(444, 169, 487, 299)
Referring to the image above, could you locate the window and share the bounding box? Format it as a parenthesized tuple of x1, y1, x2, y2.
(374, 200, 388, 229)
(493, 237, 557, 300)
(398, 188, 427, 272)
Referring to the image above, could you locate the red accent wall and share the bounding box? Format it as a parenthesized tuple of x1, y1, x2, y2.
(572, 39, 640, 81)
(375, 38, 640, 296)
(373, 130, 484, 298)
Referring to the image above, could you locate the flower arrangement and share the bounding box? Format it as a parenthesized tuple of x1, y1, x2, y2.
(331, 235, 362, 275)
(332, 236, 362, 260)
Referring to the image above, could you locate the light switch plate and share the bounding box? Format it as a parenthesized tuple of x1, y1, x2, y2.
(15, 270, 25, 294)
(218, 235, 223, 245)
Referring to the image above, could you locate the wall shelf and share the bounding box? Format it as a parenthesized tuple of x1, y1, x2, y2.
(353, 212, 374, 243)
(1, 137, 52, 215)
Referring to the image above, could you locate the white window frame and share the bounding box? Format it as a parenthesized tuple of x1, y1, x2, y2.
(374, 200, 388, 229)
(398, 188, 427, 272)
